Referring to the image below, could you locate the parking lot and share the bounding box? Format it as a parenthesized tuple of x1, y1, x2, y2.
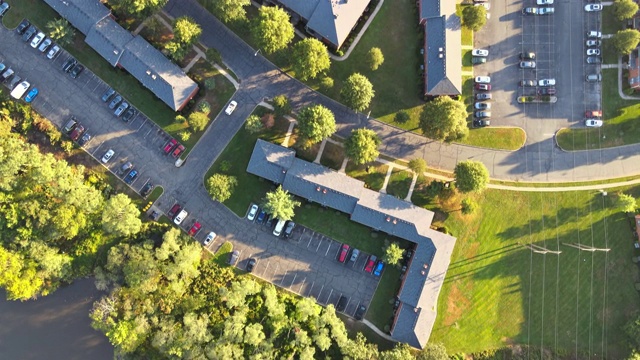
(473, 0, 602, 143)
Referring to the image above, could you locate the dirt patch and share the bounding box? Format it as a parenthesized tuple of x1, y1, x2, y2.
(443, 283, 472, 326)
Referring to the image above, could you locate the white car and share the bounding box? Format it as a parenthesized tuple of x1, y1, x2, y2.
(204, 232, 217, 245)
(587, 31, 602, 38)
(475, 76, 491, 84)
(47, 45, 61, 60)
(538, 79, 556, 87)
(174, 210, 188, 225)
(474, 102, 492, 110)
(537, 0, 553, 4)
(38, 38, 52, 53)
(101, 149, 115, 163)
(471, 49, 489, 57)
(586, 48, 601, 56)
(30, 32, 45, 49)
(10, 81, 30, 99)
(225, 100, 237, 115)
(247, 204, 259, 221)
(586, 40, 601, 47)
(585, 119, 603, 127)
(585, 3, 603, 11)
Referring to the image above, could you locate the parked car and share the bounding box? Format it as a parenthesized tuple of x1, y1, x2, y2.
(168, 204, 181, 218)
(229, 250, 240, 265)
(474, 102, 491, 110)
(114, 101, 129, 117)
(364, 255, 377, 273)
(9, 76, 22, 91)
(204, 232, 216, 245)
(537, 87, 556, 95)
(538, 7, 555, 14)
(520, 80, 535, 88)
(338, 243, 350, 263)
(16, 19, 30, 34)
(475, 76, 491, 84)
(586, 56, 602, 64)
(471, 49, 489, 57)
(0, 3, 9, 17)
(172, 144, 185, 158)
(188, 222, 202, 236)
(78, 132, 92, 146)
(519, 61, 536, 69)
(22, 25, 37, 42)
(475, 111, 491, 118)
(30, 32, 45, 49)
(174, 209, 188, 225)
(354, 305, 367, 320)
(118, 162, 133, 175)
(537, 0, 553, 4)
(476, 93, 492, 100)
(0, 63, 6, 76)
(24, 88, 39, 103)
(246, 258, 257, 272)
(349, 248, 360, 263)
(38, 38, 52, 53)
(256, 209, 267, 224)
(373, 260, 385, 277)
(46, 45, 61, 60)
(122, 107, 136, 122)
(538, 79, 556, 86)
(586, 73, 602, 82)
(586, 40, 601, 47)
(475, 83, 491, 91)
(124, 170, 138, 184)
(284, 221, 296, 238)
(1, 68, 13, 83)
(273, 219, 286, 236)
(586, 48, 601, 56)
(102, 88, 116, 102)
(101, 149, 115, 164)
(473, 119, 490, 127)
(247, 204, 259, 221)
(265, 215, 274, 228)
(163, 138, 178, 154)
(108, 94, 122, 109)
(519, 52, 536, 60)
(63, 117, 77, 133)
(471, 56, 486, 65)
(62, 58, 77, 73)
(587, 31, 602, 38)
(10, 81, 30, 100)
(585, 110, 603, 118)
(140, 182, 153, 197)
(336, 296, 348, 312)
(70, 64, 84, 79)
(585, 119, 603, 127)
(69, 124, 85, 141)
(585, 3, 602, 11)
(225, 100, 237, 115)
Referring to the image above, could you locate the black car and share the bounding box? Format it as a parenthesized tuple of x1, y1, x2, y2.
(122, 107, 136, 122)
(246, 258, 257, 272)
(62, 58, 77, 73)
(336, 296, 348, 312)
(70, 64, 84, 79)
(140, 182, 154, 197)
(473, 119, 490, 127)
(519, 51, 535, 60)
(283, 221, 296, 238)
(265, 215, 274, 228)
(78, 132, 92, 146)
(109, 94, 122, 109)
(101, 87, 115, 102)
(16, 19, 30, 34)
(354, 305, 367, 320)
(22, 25, 37, 42)
(519, 79, 536, 87)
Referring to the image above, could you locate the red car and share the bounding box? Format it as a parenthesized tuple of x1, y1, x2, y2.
(163, 139, 177, 154)
(364, 255, 377, 273)
(338, 244, 350, 263)
(69, 124, 85, 141)
(172, 144, 185, 158)
(188, 222, 201, 236)
(585, 110, 602, 118)
(168, 204, 181, 218)
(475, 83, 491, 91)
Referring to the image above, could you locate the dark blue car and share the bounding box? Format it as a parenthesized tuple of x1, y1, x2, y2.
(373, 260, 385, 277)
(256, 209, 267, 224)
(124, 169, 138, 184)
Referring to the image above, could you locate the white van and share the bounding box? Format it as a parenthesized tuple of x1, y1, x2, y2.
(273, 219, 286, 236)
(174, 210, 188, 225)
(11, 81, 30, 99)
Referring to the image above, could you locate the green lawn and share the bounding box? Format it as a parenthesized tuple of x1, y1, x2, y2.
(557, 69, 640, 150)
(366, 265, 403, 331)
(416, 186, 640, 357)
(385, 169, 413, 199)
(319, 141, 346, 171)
(602, 6, 624, 36)
(346, 162, 388, 191)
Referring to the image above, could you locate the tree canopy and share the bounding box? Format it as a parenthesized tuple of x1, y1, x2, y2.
(46, 18, 75, 47)
(173, 16, 202, 47)
(262, 186, 301, 221)
(291, 38, 331, 80)
(111, 0, 167, 17)
(345, 128, 381, 165)
(296, 104, 336, 146)
(462, 5, 487, 31)
(618, 193, 637, 213)
(251, 6, 294, 54)
(341, 73, 375, 112)
(367, 47, 385, 71)
(188, 111, 209, 132)
(419, 96, 468, 142)
(383, 243, 403, 265)
(102, 194, 142, 237)
(207, 174, 238, 202)
(208, 0, 251, 23)
(454, 160, 490, 193)
(409, 158, 427, 175)
(613, 0, 639, 20)
(611, 29, 640, 55)
(245, 114, 264, 133)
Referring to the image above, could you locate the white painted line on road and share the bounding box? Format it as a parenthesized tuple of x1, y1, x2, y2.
(261, 260, 270, 277)
(280, 270, 288, 286)
(307, 281, 315, 297)
(138, 118, 149, 133)
(317, 285, 324, 302)
(289, 274, 297, 289)
(91, 80, 102, 93)
(143, 124, 154, 138)
(315, 237, 323, 252)
(307, 234, 313, 248)
(343, 297, 351, 314)
(92, 141, 105, 155)
(325, 240, 334, 256)
(297, 277, 306, 294)
(324, 289, 333, 304)
(333, 244, 342, 258)
(271, 262, 280, 282)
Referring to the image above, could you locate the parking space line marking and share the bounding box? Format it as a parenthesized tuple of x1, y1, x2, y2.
(143, 124, 154, 138)
(280, 270, 288, 286)
(92, 142, 105, 155)
(343, 297, 351, 314)
(315, 237, 323, 252)
(297, 277, 306, 294)
(261, 260, 270, 277)
(317, 285, 324, 302)
(307, 282, 314, 297)
(325, 289, 333, 304)
(307, 234, 313, 248)
(137, 118, 148, 132)
(325, 240, 333, 256)
(288, 274, 296, 289)
(271, 263, 279, 282)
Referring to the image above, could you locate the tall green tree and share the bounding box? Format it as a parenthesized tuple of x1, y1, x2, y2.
(206, 174, 238, 202)
(613, 0, 639, 20)
(382, 243, 403, 265)
(251, 6, 294, 54)
(291, 38, 331, 80)
(111, 0, 168, 17)
(618, 192, 637, 213)
(188, 111, 209, 132)
(262, 186, 300, 221)
(245, 114, 264, 133)
(416, 343, 449, 360)
(454, 160, 489, 193)
(345, 128, 381, 165)
(46, 18, 75, 47)
(296, 104, 336, 146)
(408, 158, 427, 175)
(462, 5, 487, 31)
(341, 73, 375, 112)
(209, 0, 251, 23)
(380, 343, 415, 360)
(611, 29, 640, 55)
(173, 16, 202, 47)
(367, 47, 385, 71)
(419, 96, 468, 142)
(102, 194, 142, 237)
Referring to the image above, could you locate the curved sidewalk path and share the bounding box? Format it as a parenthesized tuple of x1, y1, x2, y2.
(165, 0, 640, 183)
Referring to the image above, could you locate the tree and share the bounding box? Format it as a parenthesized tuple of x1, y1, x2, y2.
(408, 158, 427, 175)
(272, 94, 291, 118)
(188, 111, 209, 132)
(341, 73, 375, 112)
(165, 41, 190, 61)
(611, 29, 640, 55)
(291, 38, 331, 80)
(625, 314, 640, 350)
(262, 186, 300, 221)
(102, 194, 142, 237)
(206, 47, 222, 65)
(394, 110, 410, 124)
(454, 160, 489, 193)
(345, 128, 381, 165)
(462, 5, 487, 31)
(207, 174, 238, 202)
(296, 104, 336, 146)
(111, 0, 168, 17)
(419, 96, 468, 142)
(380, 343, 415, 360)
(173, 16, 202, 47)
(416, 342, 449, 360)
(251, 6, 294, 54)
(618, 193, 637, 213)
(46, 18, 75, 47)
(613, 0, 639, 20)
(461, 197, 478, 214)
(367, 47, 384, 71)
(209, 0, 251, 23)
(383, 243, 403, 265)
(245, 114, 264, 133)
(320, 77, 334, 91)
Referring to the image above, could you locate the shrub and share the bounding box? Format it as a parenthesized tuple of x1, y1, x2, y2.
(320, 77, 334, 91)
(204, 78, 216, 90)
(175, 114, 187, 123)
(60, 141, 74, 154)
(261, 113, 275, 129)
(461, 198, 478, 214)
(220, 160, 232, 172)
(198, 100, 211, 113)
(394, 110, 410, 124)
(205, 47, 222, 64)
(179, 130, 192, 142)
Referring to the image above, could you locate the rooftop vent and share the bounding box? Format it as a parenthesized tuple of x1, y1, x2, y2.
(322, 189, 327, 194)
(386, 217, 391, 222)
(438, 47, 443, 52)
(151, 74, 157, 80)
(438, 54, 444, 59)
(146, 70, 151, 75)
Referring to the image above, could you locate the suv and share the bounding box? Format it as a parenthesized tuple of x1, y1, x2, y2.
(62, 58, 77, 73)
(118, 162, 133, 175)
(354, 305, 366, 320)
(336, 296, 348, 312)
(174, 209, 188, 225)
(122, 107, 136, 122)
(168, 204, 181, 218)
(140, 182, 154, 197)
(273, 219, 286, 236)
(22, 25, 37, 42)
(63, 117, 77, 133)
(16, 19, 30, 34)
(124, 170, 138, 184)
(283, 221, 296, 238)
(69, 124, 85, 141)
(538, 79, 556, 87)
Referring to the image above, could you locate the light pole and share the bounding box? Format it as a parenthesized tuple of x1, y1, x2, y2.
(254, 49, 261, 57)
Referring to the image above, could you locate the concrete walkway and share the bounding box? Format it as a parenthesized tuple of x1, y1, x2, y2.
(362, 319, 396, 342)
(405, 174, 418, 201)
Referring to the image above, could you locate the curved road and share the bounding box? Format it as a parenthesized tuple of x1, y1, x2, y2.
(166, 0, 640, 183)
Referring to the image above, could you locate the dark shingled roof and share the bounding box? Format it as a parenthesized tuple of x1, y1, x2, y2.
(247, 139, 296, 184)
(420, 0, 441, 19)
(275, 0, 370, 49)
(85, 17, 133, 66)
(43, 0, 110, 35)
(246, 140, 456, 349)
